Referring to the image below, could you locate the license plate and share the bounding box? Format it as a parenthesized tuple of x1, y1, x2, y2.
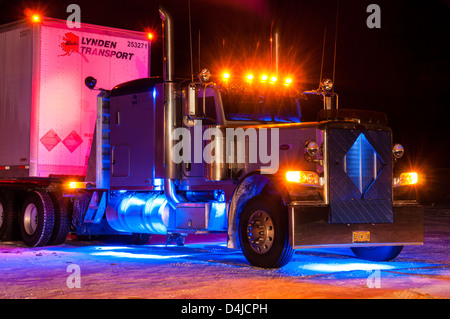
(353, 231, 370, 243)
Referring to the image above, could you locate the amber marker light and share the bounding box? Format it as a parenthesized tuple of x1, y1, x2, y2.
(31, 14, 41, 23)
(67, 181, 93, 189)
(147, 32, 153, 40)
(398, 172, 419, 186)
(68, 181, 78, 189)
(286, 171, 320, 186)
(270, 76, 277, 82)
(246, 74, 254, 80)
(285, 78, 293, 84)
(223, 72, 230, 79)
(261, 75, 268, 81)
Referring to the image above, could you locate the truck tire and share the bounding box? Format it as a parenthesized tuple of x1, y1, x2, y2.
(239, 195, 293, 268)
(48, 194, 72, 245)
(20, 191, 55, 247)
(0, 191, 20, 241)
(351, 246, 403, 261)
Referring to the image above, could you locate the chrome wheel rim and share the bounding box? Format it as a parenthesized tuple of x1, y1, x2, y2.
(246, 210, 274, 254)
(24, 203, 38, 235)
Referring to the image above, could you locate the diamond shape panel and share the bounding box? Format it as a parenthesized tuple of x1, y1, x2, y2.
(344, 134, 384, 195)
(328, 128, 393, 224)
(62, 130, 83, 153)
(40, 129, 61, 152)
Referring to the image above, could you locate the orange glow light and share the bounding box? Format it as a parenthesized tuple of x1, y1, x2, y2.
(147, 33, 153, 40)
(31, 14, 41, 23)
(286, 171, 319, 186)
(285, 78, 293, 84)
(270, 76, 277, 82)
(261, 75, 268, 81)
(246, 74, 254, 80)
(398, 172, 419, 186)
(68, 181, 78, 189)
(223, 72, 230, 79)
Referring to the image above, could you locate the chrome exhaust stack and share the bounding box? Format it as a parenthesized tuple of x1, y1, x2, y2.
(159, 7, 175, 83)
(159, 7, 186, 208)
(159, 7, 178, 181)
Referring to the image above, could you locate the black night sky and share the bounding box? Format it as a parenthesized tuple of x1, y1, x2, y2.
(1, 0, 449, 202)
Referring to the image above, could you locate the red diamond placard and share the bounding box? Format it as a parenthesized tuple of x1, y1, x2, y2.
(40, 129, 61, 152)
(62, 130, 83, 153)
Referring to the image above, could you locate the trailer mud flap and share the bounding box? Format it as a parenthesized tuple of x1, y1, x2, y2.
(289, 204, 423, 248)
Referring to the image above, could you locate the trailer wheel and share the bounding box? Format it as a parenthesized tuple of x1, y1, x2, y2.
(239, 195, 293, 268)
(20, 191, 55, 247)
(0, 191, 20, 241)
(351, 246, 403, 261)
(48, 194, 72, 245)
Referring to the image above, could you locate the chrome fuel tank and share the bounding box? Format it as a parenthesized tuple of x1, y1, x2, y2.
(106, 192, 170, 234)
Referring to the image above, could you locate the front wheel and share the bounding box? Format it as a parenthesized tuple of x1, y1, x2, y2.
(239, 195, 293, 268)
(351, 246, 403, 261)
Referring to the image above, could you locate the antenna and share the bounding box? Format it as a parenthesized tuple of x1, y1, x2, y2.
(198, 30, 201, 72)
(319, 28, 326, 84)
(332, 0, 339, 88)
(270, 21, 273, 72)
(270, 21, 280, 76)
(188, 0, 194, 82)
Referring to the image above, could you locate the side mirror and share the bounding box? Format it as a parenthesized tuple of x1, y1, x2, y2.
(186, 83, 202, 119)
(85, 76, 97, 90)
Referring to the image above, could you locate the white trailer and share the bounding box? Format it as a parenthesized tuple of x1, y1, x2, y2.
(0, 16, 150, 246)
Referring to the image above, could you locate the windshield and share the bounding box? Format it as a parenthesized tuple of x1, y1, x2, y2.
(221, 84, 301, 123)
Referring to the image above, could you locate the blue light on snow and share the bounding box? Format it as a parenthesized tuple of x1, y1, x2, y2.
(91, 251, 189, 260)
(93, 246, 132, 250)
(302, 262, 395, 273)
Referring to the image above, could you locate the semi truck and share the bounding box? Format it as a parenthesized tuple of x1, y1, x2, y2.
(0, 9, 423, 268)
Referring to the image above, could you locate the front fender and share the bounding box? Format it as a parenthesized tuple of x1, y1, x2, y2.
(226, 172, 289, 249)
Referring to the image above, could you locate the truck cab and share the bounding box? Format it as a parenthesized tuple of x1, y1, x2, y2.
(87, 8, 422, 268)
(103, 59, 422, 268)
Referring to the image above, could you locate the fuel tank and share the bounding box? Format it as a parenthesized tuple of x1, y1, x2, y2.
(106, 192, 170, 234)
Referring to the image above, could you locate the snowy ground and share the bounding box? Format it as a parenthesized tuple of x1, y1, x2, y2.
(0, 207, 449, 299)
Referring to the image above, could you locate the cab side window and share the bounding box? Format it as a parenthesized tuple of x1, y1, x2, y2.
(198, 96, 218, 124)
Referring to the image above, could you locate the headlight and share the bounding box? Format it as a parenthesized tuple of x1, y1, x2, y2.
(305, 141, 319, 157)
(321, 79, 333, 92)
(199, 68, 212, 82)
(392, 144, 404, 159)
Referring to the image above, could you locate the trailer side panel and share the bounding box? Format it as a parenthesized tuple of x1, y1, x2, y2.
(0, 24, 33, 177)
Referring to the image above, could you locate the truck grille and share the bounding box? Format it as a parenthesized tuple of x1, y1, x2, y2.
(328, 128, 393, 223)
